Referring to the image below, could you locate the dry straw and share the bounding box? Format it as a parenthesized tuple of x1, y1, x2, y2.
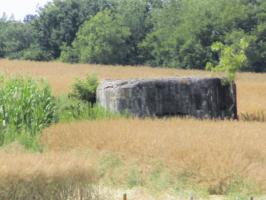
(0, 151, 98, 200)
(42, 118, 266, 193)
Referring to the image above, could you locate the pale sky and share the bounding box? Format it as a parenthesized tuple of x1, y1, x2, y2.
(0, 0, 51, 21)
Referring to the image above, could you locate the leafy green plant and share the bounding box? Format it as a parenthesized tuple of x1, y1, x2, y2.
(57, 95, 117, 122)
(60, 43, 79, 63)
(72, 9, 131, 64)
(206, 38, 249, 81)
(69, 74, 98, 104)
(21, 44, 52, 61)
(58, 74, 121, 122)
(0, 76, 57, 148)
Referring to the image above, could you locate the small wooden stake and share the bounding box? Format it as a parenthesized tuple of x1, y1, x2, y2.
(190, 196, 193, 200)
(250, 197, 254, 200)
(123, 193, 127, 200)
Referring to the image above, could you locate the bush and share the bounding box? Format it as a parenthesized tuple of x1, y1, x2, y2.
(0, 76, 57, 147)
(69, 74, 98, 104)
(57, 96, 117, 122)
(72, 9, 131, 64)
(206, 38, 249, 81)
(60, 43, 80, 63)
(21, 44, 52, 61)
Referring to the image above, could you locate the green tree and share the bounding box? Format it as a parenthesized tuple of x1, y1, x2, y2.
(206, 38, 249, 81)
(141, 0, 256, 68)
(68, 9, 131, 64)
(0, 17, 36, 59)
(33, 0, 112, 59)
(1, 0, 266, 72)
(113, 0, 163, 64)
(245, 1, 266, 72)
(246, 24, 266, 72)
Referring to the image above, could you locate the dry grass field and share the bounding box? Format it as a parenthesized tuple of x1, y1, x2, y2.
(0, 149, 97, 199)
(41, 118, 266, 193)
(1, 59, 266, 115)
(1, 59, 266, 198)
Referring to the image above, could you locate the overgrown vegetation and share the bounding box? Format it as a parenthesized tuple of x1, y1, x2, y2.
(59, 74, 118, 121)
(0, 61, 265, 198)
(69, 74, 98, 104)
(63, 10, 131, 64)
(0, 76, 57, 150)
(57, 96, 117, 122)
(0, 74, 116, 150)
(1, 0, 266, 71)
(206, 38, 249, 81)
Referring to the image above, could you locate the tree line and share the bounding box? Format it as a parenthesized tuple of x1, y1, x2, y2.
(0, 0, 266, 72)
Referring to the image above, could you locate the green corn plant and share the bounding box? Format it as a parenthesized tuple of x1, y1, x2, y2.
(0, 76, 57, 146)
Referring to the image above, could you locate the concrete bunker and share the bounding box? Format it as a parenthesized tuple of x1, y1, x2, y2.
(96, 77, 237, 119)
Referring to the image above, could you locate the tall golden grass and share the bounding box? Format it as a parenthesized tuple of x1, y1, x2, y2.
(1, 59, 266, 115)
(1, 59, 266, 196)
(0, 150, 98, 200)
(41, 118, 266, 193)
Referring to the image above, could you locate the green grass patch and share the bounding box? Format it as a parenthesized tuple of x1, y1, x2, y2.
(56, 95, 119, 122)
(225, 176, 261, 200)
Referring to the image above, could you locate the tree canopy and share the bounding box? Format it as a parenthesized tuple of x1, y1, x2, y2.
(0, 0, 266, 72)
(67, 9, 131, 64)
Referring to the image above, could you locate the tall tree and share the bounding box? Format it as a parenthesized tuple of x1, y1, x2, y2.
(141, 0, 257, 69)
(0, 17, 36, 59)
(33, 0, 113, 59)
(113, 0, 163, 64)
(70, 9, 131, 64)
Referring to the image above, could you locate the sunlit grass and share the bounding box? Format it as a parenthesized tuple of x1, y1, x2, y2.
(41, 118, 266, 194)
(1, 59, 266, 115)
(0, 59, 266, 198)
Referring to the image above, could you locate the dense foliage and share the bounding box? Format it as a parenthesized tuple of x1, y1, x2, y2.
(1, 0, 266, 72)
(0, 77, 57, 149)
(64, 10, 131, 64)
(206, 38, 250, 81)
(68, 74, 98, 103)
(0, 75, 117, 150)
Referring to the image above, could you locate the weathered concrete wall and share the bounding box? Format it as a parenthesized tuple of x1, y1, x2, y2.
(97, 78, 237, 119)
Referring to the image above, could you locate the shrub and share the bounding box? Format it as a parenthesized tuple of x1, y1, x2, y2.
(0, 76, 57, 147)
(58, 74, 120, 122)
(206, 38, 249, 81)
(57, 96, 117, 122)
(21, 44, 52, 61)
(69, 74, 98, 104)
(72, 9, 131, 64)
(60, 43, 80, 63)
